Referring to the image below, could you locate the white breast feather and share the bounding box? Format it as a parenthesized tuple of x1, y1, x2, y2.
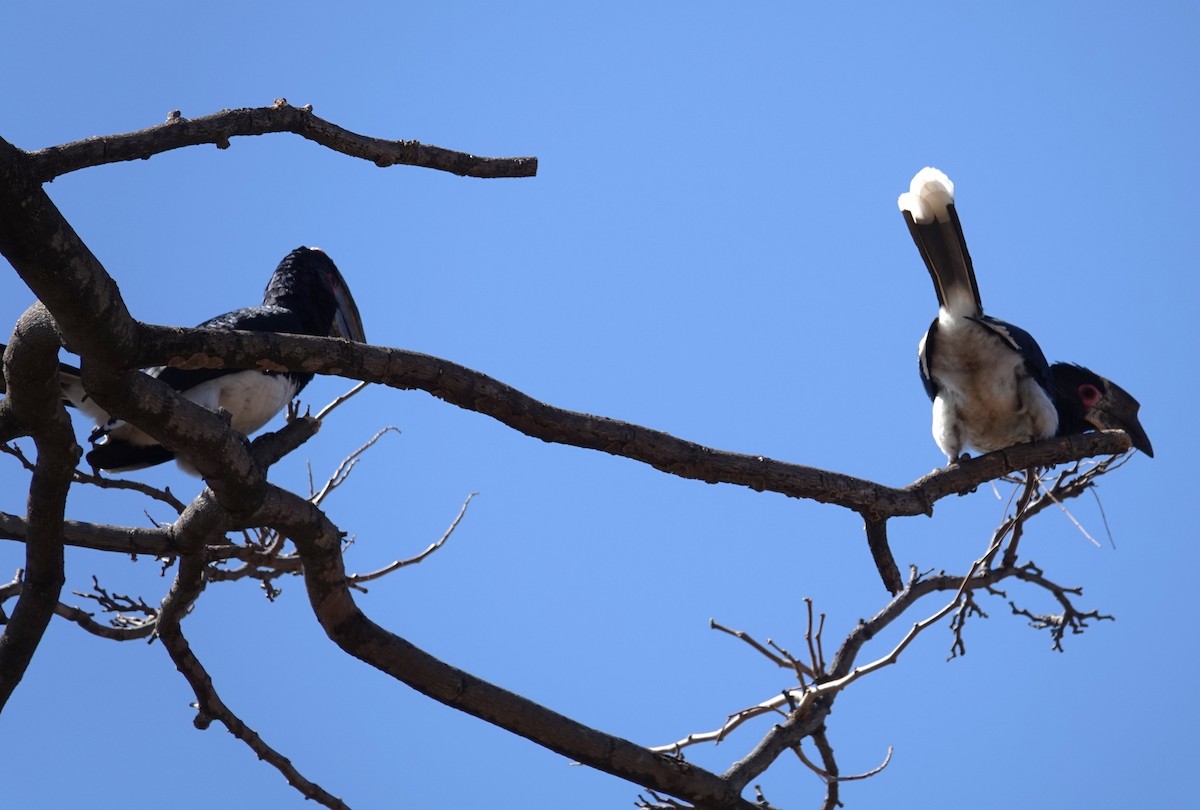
(92, 371, 296, 449)
(928, 313, 1058, 459)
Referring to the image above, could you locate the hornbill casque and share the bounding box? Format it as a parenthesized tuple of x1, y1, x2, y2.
(3, 246, 367, 473)
(898, 167, 1153, 463)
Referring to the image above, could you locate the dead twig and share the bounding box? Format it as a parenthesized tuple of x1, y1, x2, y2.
(348, 492, 476, 588)
(311, 426, 399, 506)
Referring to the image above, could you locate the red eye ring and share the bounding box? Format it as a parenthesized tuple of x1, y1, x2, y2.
(1078, 384, 1102, 408)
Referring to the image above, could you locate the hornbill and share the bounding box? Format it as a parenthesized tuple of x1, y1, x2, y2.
(23, 246, 366, 473)
(898, 167, 1152, 463)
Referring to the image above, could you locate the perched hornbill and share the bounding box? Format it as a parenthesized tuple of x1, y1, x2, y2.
(898, 167, 1152, 463)
(62, 246, 366, 473)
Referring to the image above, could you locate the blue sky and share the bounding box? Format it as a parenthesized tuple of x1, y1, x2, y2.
(2, 3, 1196, 808)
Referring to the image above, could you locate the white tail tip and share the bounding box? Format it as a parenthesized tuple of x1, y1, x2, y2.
(897, 167, 955, 224)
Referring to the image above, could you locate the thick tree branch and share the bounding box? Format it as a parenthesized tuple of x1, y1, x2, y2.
(1, 325, 1136, 566)
(0, 511, 174, 556)
(26, 102, 537, 181)
(0, 306, 76, 709)
(135, 326, 1137, 515)
(0, 138, 137, 364)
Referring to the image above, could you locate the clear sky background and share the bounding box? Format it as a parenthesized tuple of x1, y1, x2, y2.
(2, 3, 1196, 808)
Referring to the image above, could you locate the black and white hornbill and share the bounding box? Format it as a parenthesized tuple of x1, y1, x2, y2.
(61, 246, 366, 473)
(898, 167, 1152, 463)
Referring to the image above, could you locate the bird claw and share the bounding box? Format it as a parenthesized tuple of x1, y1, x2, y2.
(285, 400, 309, 422)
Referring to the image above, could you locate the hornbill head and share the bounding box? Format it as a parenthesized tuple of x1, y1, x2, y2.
(266, 247, 367, 343)
(1051, 362, 1153, 457)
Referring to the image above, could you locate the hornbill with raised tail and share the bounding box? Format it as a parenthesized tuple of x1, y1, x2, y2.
(898, 167, 1152, 463)
(3, 246, 366, 473)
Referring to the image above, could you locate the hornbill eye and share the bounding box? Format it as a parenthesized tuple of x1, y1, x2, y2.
(1078, 384, 1102, 408)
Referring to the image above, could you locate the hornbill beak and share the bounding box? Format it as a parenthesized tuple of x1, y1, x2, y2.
(1084, 377, 1154, 457)
(330, 278, 367, 344)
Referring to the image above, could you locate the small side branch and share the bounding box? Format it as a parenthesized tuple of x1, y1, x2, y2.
(156, 554, 348, 808)
(998, 468, 1041, 569)
(314, 381, 370, 422)
(947, 589, 990, 660)
(74, 574, 159, 632)
(795, 729, 892, 810)
(311, 426, 400, 506)
(1009, 563, 1113, 651)
(4, 442, 186, 513)
(709, 619, 813, 677)
(649, 699, 789, 755)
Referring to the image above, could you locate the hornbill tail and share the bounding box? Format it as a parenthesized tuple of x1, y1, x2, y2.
(898, 167, 982, 318)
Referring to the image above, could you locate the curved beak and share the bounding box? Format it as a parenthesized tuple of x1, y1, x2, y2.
(331, 282, 367, 344)
(1086, 378, 1154, 457)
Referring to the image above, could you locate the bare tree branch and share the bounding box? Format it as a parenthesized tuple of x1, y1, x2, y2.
(130, 323, 1138, 517)
(0, 572, 156, 641)
(27, 101, 537, 181)
(311, 425, 399, 506)
(800, 731, 893, 784)
(313, 380, 371, 422)
(3, 441, 188, 513)
(1009, 563, 1114, 651)
(348, 491, 474, 587)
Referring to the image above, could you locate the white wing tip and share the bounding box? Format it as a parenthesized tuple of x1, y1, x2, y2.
(897, 166, 955, 223)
